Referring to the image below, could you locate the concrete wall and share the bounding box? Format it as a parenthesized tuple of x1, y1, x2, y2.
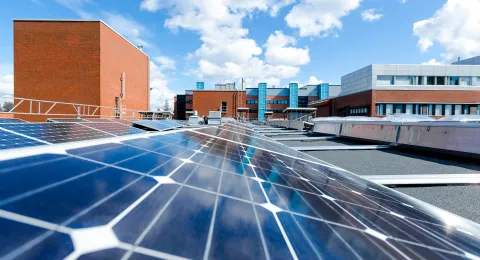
(341, 64, 480, 97)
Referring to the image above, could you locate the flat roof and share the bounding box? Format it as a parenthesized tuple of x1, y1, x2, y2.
(14, 19, 148, 57)
(283, 107, 317, 112)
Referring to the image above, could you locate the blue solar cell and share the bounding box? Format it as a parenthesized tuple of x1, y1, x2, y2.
(115, 152, 172, 173)
(138, 187, 216, 259)
(77, 248, 127, 259)
(133, 120, 181, 131)
(208, 197, 267, 259)
(69, 144, 146, 165)
(185, 165, 221, 191)
(0, 218, 48, 258)
(0, 128, 45, 149)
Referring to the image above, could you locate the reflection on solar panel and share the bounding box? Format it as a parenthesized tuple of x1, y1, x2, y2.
(0, 118, 27, 123)
(133, 120, 184, 131)
(0, 123, 479, 259)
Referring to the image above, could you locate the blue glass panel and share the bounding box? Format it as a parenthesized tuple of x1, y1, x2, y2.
(289, 83, 298, 108)
(80, 122, 145, 136)
(0, 218, 47, 258)
(185, 165, 221, 191)
(255, 205, 293, 259)
(17, 232, 74, 259)
(0, 118, 26, 123)
(78, 248, 127, 259)
(72, 145, 146, 164)
(258, 82, 267, 122)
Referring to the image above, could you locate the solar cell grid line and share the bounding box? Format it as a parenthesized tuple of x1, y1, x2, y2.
(118, 136, 220, 259)
(192, 127, 339, 169)
(47, 118, 87, 123)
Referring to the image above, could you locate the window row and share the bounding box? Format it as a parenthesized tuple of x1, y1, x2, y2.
(375, 103, 480, 116)
(350, 107, 369, 115)
(267, 100, 288, 104)
(246, 100, 258, 104)
(377, 76, 480, 86)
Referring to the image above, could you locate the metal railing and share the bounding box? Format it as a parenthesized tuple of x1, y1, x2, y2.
(0, 95, 168, 120)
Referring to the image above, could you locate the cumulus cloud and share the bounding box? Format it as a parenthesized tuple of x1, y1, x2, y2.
(306, 76, 324, 85)
(361, 9, 383, 22)
(400, 0, 407, 3)
(285, 0, 361, 37)
(413, 0, 480, 62)
(140, 0, 308, 88)
(264, 31, 310, 66)
(102, 12, 152, 48)
(149, 58, 176, 111)
(422, 59, 443, 65)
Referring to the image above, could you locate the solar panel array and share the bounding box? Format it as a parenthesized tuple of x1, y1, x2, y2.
(0, 122, 479, 259)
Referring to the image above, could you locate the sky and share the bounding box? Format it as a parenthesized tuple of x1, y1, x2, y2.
(0, 0, 479, 110)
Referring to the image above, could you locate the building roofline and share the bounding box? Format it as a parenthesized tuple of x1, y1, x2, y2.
(13, 19, 149, 58)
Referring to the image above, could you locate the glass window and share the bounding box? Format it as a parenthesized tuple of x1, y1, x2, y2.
(474, 77, 480, 86)
(426, 76, 435, 85)
(395, 76, 413, 85)
(459, 77, 472, 86)
(377, 76, 394, 85)
(449, 76, 459, 85)
(435, 104, 443, 116)
(221, 102, 227, 112)
(436, 77, 445, 85)
(417, 76, 424, 85)
(394, 104, 404, 114)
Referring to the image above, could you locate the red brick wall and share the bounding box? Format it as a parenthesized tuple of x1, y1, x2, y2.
(14, 21, 101, 121)
(99, 23, 149, 117)
(192, 91, 246, 118)
(333, 90, 373, 116)
(13, 21, 148, 122)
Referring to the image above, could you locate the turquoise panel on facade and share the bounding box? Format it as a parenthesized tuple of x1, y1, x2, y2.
(258, 83, 267, 122)
(196, 82, 205, 90)
(320, 83, 329, 100)
(289, 83, 298, 108)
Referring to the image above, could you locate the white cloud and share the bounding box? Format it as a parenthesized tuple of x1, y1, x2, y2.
(413, 0, 480, 62)
(264, 31, 310, 66)
(102, 12, 152, 48)
(149, 58, 176, 111)
(56, 0, 95, 19)
(285, 0, 361, 37)
(140, 0, 307, 88)
(0, 74, 13, 98)
(306, 76, 324, 85)
(361, 8, 383, 22)
(422, 59, 443, 65)
(400, 0, 407, 3)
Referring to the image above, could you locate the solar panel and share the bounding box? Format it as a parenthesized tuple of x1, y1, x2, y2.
(0, 123, 114, 144)
(79, 122, 146, 136)
(0, 129, 479, 259)
(0, 118, 27, 123)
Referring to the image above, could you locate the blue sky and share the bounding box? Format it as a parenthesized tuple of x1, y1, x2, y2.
(0, 0, 478, 109)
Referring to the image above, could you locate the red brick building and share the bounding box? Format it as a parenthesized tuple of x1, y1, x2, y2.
(14, 20, 149, 121)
